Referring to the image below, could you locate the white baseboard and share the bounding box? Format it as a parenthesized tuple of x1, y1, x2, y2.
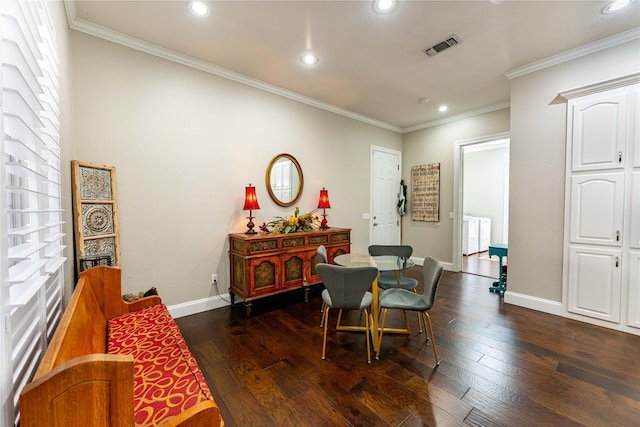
(168, 294, 232, 319)
(503, 291, 562, 316)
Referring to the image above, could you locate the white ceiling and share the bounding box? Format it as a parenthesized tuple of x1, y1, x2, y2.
(65, 1, 640, 132)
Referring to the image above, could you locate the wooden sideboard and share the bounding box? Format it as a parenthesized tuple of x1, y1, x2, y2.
(229, 228, 351, 316)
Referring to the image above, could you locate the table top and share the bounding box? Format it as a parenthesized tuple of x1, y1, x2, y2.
(333, 253, 415, 272)
(489, 243, 508, 250)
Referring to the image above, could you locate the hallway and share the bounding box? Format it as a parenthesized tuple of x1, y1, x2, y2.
(462, 251, 503, 280)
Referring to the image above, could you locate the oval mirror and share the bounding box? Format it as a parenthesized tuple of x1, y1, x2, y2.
(266, 153, 303, 207)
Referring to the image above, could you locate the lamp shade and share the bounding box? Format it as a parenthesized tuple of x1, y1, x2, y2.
(243, 185, 260, 210)
(318, 187, 331, 209)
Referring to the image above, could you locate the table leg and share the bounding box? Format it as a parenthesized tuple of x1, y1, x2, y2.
(489, 255, 506, 293)
(371, 276, 380, 352)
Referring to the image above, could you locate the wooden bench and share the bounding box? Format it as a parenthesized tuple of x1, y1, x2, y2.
(19, 266, 223, 427)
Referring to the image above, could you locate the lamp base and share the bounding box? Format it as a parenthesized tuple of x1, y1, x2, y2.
(245, 216, 257, 234)
(320, 215, 329, 229)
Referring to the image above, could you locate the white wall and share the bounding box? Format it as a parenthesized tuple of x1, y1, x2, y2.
(401, 109, 511, 264)
(508, 39, 640, 303)
(69, 31, 401, 306)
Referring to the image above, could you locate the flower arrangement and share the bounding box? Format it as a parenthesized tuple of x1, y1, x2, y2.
(260, 207, 320, 234)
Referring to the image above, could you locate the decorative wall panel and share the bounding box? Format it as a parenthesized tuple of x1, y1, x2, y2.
(411, 163, 440, 222)
(71, 161, 121, 276)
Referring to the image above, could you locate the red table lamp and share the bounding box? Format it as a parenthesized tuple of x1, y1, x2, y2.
(317, 187, 331, 229)
(243, 184, 260, 234)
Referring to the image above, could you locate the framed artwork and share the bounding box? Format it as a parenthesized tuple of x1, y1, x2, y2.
(411, 163, 440, 222)
(71, 161, 121, 276)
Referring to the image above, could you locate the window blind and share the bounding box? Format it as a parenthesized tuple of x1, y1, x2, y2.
(1, 0, 65, 425)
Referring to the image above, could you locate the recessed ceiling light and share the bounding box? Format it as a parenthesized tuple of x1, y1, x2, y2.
(438, 105, 448, 113)
(188, 1, 210, 17)
(372, 0, 397, 14)
(300, 54, 319, 66)
(602, 0, 635, 14)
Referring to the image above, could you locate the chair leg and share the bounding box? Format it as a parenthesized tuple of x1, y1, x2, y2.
(376, 308, 389, 360)
(403, 310, 411, 333)
(424, 312, 440, 366)
(321, 307, 330, 360)
(364, 308, 371, 364)
(411, 289, 422, 333)
(320, 302, 327, 327)
(336, 309, 344, 329)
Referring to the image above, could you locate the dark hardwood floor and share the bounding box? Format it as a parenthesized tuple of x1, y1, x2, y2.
(176, 268, 640, 427)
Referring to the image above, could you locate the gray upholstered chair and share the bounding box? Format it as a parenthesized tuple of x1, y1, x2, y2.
(377, 256, 444, 366)
(316, 245, 329, 323)
(317, 245, 328, 264)
(368, 244, 421, 331)
(316, 263, 378, 364)
(367, 245, 418, 291)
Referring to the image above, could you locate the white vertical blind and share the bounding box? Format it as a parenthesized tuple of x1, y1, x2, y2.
(1, 0, 65, 425)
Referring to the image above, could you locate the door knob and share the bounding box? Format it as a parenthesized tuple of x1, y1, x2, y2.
(373, 223, 378, 226)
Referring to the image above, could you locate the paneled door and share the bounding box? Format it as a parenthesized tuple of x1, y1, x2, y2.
(371, 147, 401, 245)
(570, 91, 628, 172)
(567, 246, 622, 324)
(569, 173, 624, 247)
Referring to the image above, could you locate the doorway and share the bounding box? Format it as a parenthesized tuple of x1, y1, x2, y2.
(370, 146, 402, 246)
(453, 133, 509, 278)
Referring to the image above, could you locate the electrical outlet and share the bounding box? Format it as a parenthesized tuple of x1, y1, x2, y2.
(211, 274, 218, 285)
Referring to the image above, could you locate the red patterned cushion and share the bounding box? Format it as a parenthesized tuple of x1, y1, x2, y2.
(107, 304, 213, 427)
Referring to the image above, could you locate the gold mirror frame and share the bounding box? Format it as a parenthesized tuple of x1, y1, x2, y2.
(265, 153, 304, 207)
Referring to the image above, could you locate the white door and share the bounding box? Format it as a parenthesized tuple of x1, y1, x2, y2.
(371, 147, 401, 245)
(570, 173, 624, 247)
(631, 172, 640, 250)
(571, 90, 628, 172)
(568, 246, 622, 324)
(627, 251, 640, 330)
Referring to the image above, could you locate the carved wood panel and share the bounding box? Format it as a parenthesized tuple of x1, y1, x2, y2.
(71, 161, 121, 277)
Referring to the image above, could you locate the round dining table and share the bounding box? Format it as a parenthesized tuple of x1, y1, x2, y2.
(333, 253, 415, 354)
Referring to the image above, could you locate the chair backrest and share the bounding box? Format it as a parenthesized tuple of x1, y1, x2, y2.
(317, 245, 328, 264)
(368, 244, 413, 259)
(368, 245, 413, 278)
(316, 264, 378, 310)
(421, 256, 444, 309)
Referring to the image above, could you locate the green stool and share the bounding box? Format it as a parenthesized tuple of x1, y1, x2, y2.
(488, 243, 508, 293)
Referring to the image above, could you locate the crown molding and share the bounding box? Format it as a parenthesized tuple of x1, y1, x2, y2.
(559, 72, 640, 99)
(64, 4, 403, 133)
(401, 102, 511, 134)
(505, 27, 640, 80)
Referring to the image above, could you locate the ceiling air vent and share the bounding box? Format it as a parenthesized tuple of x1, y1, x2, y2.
(424, 34, 462, 57)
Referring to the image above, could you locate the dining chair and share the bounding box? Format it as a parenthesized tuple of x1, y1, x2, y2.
(376, 256, 444, 366)
(316, 263, 378, 364)
(368, 244, 421, 331)
(317, 245, 328, 324)
(367, 245, 418, 291)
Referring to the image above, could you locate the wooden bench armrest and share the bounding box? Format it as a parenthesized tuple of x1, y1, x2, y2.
(20, 354, 134, 427)
(80, 266, 163, 319)
(124, 295, 162, 312)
